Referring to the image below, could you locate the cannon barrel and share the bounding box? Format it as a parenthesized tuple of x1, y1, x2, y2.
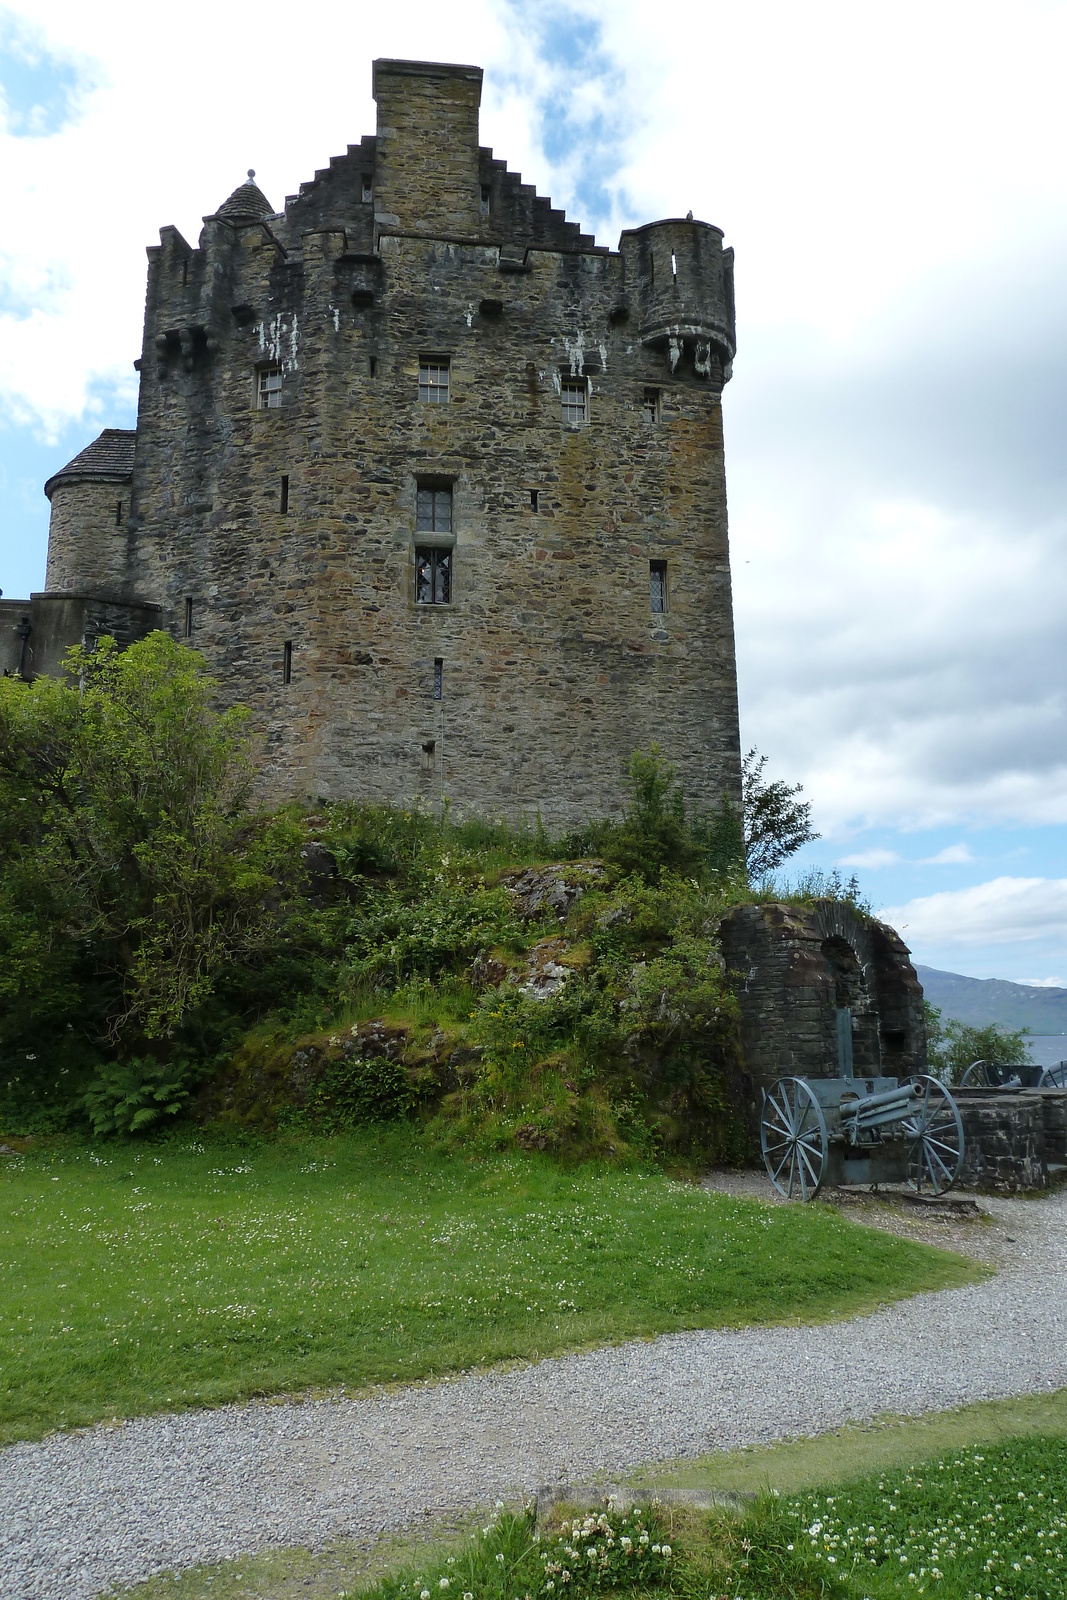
(838, 1082, 922, 1133)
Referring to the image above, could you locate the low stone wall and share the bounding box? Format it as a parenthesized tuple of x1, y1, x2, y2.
(954, 1086, 1067, 1191)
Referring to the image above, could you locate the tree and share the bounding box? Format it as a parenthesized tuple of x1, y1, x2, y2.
(741, 747, 819, 880)
(924, 1003, 1031, 1084)
(0, 633, 290, 1056)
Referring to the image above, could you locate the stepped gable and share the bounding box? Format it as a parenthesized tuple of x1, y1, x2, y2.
(280, 138, 601, 256)
(44, 429, 136, 500)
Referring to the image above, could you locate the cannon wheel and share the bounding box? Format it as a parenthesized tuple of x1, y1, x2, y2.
(903, 1075, 965, 1195)
(761, 1078, 829, 1201)
(960, 1059, 992, 1086)
(1039, 1062, 1067, 1089)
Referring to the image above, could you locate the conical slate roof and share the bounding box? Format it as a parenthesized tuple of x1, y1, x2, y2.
(44, 429, 136, 500)
(214, 171, 275, 222)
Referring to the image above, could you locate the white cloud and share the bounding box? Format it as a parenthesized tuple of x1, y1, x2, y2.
(836, 849, 900, 870)
(920, 845, 975, 866)
(881, 878, 1067, 949)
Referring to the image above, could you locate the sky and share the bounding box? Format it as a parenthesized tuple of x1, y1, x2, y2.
(2, 0, 1066, 983)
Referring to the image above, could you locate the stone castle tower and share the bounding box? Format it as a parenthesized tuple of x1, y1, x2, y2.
(3, 59, 742, 827)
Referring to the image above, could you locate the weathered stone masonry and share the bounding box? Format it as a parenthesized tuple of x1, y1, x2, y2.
(9, 57, 743, 827)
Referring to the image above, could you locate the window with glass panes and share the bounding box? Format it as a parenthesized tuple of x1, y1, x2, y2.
(415, 485, 453, 604)
(642, 388, 661, 424)
(418, 360, 450, 403)
(415, 548, 452, 605)
(416, 485, 452, 534)
(650, 560, 668, 613)
(258, 366, 282, 409)
(560, 378, 587, 425)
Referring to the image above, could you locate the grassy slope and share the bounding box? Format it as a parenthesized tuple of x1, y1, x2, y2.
(0, 1129, 979, 1443)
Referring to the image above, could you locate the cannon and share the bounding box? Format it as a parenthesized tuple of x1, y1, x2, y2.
(760, 1073, 965, 1200)
(960, 1058, 1067, 1089)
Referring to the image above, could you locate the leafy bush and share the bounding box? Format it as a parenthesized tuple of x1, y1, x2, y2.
(341, 877, 525, 988)
(925, 1003, 1031, 1083)
(82, 1057, 193, 1135)
(302, 1054, 415, 1130)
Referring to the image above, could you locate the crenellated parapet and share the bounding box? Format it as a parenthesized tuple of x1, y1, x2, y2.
(619, 219, 735, 383)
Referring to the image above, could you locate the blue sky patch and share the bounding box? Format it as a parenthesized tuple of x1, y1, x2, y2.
(0, 16, 90, 137)
(501, 2, 635, 233)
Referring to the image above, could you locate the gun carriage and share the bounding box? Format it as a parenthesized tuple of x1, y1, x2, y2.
(759, 1010, 965, 1201)
(960, 1059, 1067, 1089)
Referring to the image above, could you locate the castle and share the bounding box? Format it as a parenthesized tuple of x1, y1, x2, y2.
(2, 59, 742, 827)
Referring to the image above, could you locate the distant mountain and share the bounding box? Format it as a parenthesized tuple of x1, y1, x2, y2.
(916, 965, 1067, 1034)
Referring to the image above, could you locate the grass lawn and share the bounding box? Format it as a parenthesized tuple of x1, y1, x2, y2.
(0, 1128, 980, 1444)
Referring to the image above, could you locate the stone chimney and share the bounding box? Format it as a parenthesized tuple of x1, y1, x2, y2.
(372, 58, 484, 236)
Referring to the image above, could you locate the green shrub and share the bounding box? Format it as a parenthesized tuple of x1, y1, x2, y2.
(925, 1003, 1031, 1083)
(302, 1054, 415, 1130)
(83, 1057, 193, 1136)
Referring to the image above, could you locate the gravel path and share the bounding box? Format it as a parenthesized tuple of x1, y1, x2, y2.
(3, 1186, 1066, 1599)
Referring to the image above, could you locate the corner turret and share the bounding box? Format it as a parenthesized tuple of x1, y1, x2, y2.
(44, 429, 136, 594)
(619, 218, 735, 382)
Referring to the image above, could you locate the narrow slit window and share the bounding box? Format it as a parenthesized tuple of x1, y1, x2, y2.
(480, 184, 491, 217)
(283, 640, 293, 684)
(671, 250, 677, 278)
(184, 598, 194, 638)
(418, 359, 450, 403)
(415, 548, 452, 605)
(115, 499, 123, 527)
(362, 174, 373, 203)
(561, 378, 588, 426)
(369, 356, 378, 378)
(258, 365, 282, 409)
(280, 475, 289, 513)
(642, 388, 660, 424)
(650, 560, 668, 614)
(649, 252, 655, 287)
(530, 488, 539, 512)
(434, 657, 443, 700)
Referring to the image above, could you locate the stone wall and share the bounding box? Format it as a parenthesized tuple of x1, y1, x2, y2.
(719, 899, 927, 1099)
(955, 1086, 1067, 1191)
(42, 58, 742, 827)
(0, 595, 160, 681)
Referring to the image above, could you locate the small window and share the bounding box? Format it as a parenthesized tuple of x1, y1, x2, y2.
(419, 359, 450, 404)
(642, 388, 660, 424)
(416, 548, 452, 605)
(362, 173, 373, 203)
(434, 657, 443, 700)
(416, 484, 452, 534)
(283, 640, 293, 684)
(258, 366, 282, 409)
(369, 356, 378, 378)
(480, 184, 490, 217)
(561, 378, 588, 426)
(671, 250, 677, 279)
(530, 488, 539, 512)
(184, 598, 194, 638)
(115, 499, 123, 528)
(650, 560, 668, 614)
(280, 475, 289, 514)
